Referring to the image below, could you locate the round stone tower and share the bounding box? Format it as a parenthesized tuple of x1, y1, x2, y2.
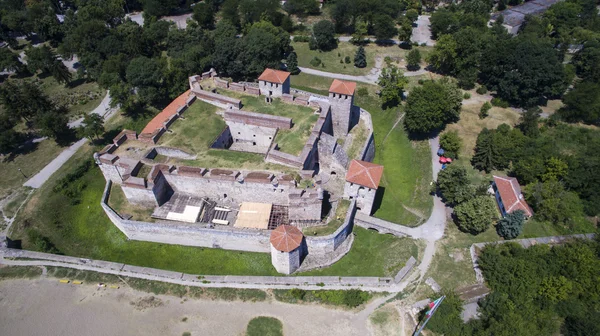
(269, 225, 304, 274)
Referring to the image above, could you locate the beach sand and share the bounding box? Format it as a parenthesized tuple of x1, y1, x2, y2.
(0, 278, 364, 336)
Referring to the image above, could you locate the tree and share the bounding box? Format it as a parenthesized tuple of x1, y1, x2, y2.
(354, 46, 366, 68)
(479, 101, 491, 119)
(0, 80, 54, 124)
(525, 180, 585, 226)
(406, 9, 419, 23)
(397, 16, 413, 43)
(0, 48, 24, 73)
(350, 20, 368, 45)
(427, 34, 457, 74)
(430, 8, 459, 39)
(287, 51, 300, 75)
(440, 130, 462, 159)
(126, 56, 166, 105)
(377, 63, 408, 108)
(518, 106, 541, 137)
(436, 164, 475, 205)
(193, 2, 215, 30)
(471, 128, 497, 172)
(310, 20, 337, 51)
(25, 45, 56, 74)
(372, 14, 397, 41)
(480, 36, 566, 107)
(50, 60, 72, 85)
(221, 0, 241, 28)
(406, 49, 421, 71)
(142, 0, 178, 17)
(35, 110, 72, 146)
(79, 113, 105, 141)
(573, 40, 600, 84)
(426, 291, 465, 336)
(0, 114, 23, 154)
(454, 196, 497, 234)
(238, 20, 290, 78)
(496, 210, 526, 239)
(404, 78, 462, 134)
(558, 81, 600, 126)
(283, 0, 320, 17)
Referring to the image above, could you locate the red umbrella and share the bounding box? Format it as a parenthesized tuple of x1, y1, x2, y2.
(446, 158, 453, 163)
(439, 157, 448, 163)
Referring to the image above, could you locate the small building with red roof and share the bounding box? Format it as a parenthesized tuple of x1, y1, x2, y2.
(258, 68, 290, 97)
(492, 175, 533, 217)
(270, 224, 305, 274)
(343, 159, 384, 215)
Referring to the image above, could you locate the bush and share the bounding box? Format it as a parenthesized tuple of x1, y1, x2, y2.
(293, 35, 310, 42)
(476, 86, 488, 94)
(454, 196, 498, 234)
(479, 102, 492, 119)
(289, 288, 306, 300)
(344, 56, 351, 64)
(27, 230, 61, 254)
(463, 92, 471, 99)
(357, 87, 369, 97)
(309, 56, 322, 67)
(440, 131, 462, 158)
(496, 210, 526, 239)
(491, 97, 509, 108)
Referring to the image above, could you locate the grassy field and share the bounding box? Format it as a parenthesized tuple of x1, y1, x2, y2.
(0, 140, 64, 199)
(291, 41, 433, 76)
(346, 119, 369, 160)
(36, 76, 106, 120)
(246, 317, 284, 336)
(108, 184, 155, 222)
(0, 266, 43, 280)
(444, 100, 521, 159)
(300, 227, 422, 277)
(369, 305, 403, 336)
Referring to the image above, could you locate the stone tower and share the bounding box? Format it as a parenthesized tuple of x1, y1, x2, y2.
(343, 159, 384, 215)
(328, 79, 356, 137)
(269, 225, 304, 274)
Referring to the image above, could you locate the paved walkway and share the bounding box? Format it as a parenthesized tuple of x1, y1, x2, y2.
(23, 92, 116, 189)
(411, 15, 435, 47)
(298, 66, 429, 85)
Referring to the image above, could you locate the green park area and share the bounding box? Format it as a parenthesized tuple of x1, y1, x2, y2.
(291, 41, 433, 76)
(246, 317, 284, 336)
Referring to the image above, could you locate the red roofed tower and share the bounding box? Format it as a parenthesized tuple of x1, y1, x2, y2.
(270, 225, 305, 274)
(343, 159, 384, 215)
(328, 79, 357, 136)
(258, 68, 291, 97)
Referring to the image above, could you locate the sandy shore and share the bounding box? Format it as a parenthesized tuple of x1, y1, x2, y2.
(0, 278, 366, 336)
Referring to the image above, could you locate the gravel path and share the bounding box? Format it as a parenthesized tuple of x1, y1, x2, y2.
(411, 15, 436, 47)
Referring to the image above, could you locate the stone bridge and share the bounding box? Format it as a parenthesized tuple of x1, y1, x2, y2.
(354, 213, 409, 238)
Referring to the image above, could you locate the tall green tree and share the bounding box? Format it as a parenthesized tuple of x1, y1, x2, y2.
(440, 130, 462, 158)
(354, 46, 367, 68)
(518, 107, 541, 137)
(377, 63, 408, 108)
(310, 20, 337, 51)
(193, 2, 215, 30)
(436, 164, 475, 205)
(406, 48, 421, 71)
(558, 81, 600, 126)
(471, 128, 497, 172)
(283, 0, 320, 17)
(496, 210, 526, 239)
(79, 113, 105, 141)
(372, 14, 397, 41)
(286, 51, 300, 75)
(404, 78, 462, 134)
(0, 48, 24, 73)
(454, 196, 497, 234)
(142, 0, 178, 17)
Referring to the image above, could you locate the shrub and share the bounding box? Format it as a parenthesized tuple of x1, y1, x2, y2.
(440, 131, 462, 158)
(479, 102, 492, 119)
(418, 79, 424, 85)
(27, 230, 61, 254)
(454, 196, 498, 234)
(463, 92, 471, 99)
(309, 56, 322, 67)
(289, 288, 306, 300)
(293, 35, 310, 42)
(357, 87, 369, 97)
(344, 55, 351, 64)
(496, 210, 526, 239)
(476, 86, 488, 94)
(491, 97, 509, 108)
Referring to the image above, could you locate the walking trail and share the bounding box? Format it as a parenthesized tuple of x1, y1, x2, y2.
(23, 92, 116, 189)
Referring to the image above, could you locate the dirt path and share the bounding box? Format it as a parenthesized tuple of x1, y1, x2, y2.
(0, 278, 366, 336)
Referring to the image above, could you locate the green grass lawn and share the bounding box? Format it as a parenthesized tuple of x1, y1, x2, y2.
(108, 184, 155, 222)
(0, 140, 64, 199)
(246, 317, 283, 336)
(300, 226, 422, 277)
(292, 41, 434, 76)
(290, 72, 331, 95)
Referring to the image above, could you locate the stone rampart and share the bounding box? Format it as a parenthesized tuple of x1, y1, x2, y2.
(224, 109, 292, 130)
(246, 86, 260, 95)
(229, 82, 245, 92)
(214, 77, 229, 89)
(192, 89, 242, 109)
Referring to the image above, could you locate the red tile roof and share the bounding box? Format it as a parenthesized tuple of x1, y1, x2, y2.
(329, 79, 356, 95)
(493, 176, 533, 217)
(258, 68, 290, 84)
(141, 90, 191, 135)
(346, 160, 384, 190)
(270, 225, 303, 252)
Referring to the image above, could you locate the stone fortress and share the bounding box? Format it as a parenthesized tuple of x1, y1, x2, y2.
(95, 68, 386, 274)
